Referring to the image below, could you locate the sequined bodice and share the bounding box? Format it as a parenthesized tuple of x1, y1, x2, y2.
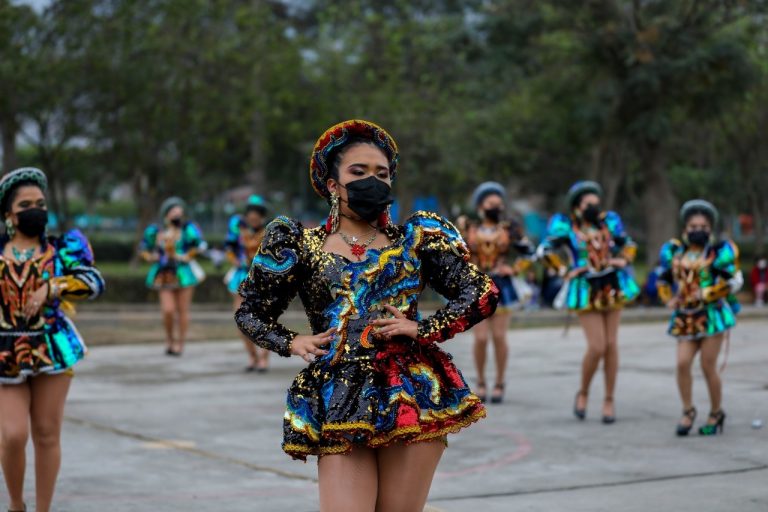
(298, 228, 424, 365)
(0, 246, 55, 332)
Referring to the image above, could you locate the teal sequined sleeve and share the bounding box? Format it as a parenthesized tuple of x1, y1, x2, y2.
(52, 230, 106, 300)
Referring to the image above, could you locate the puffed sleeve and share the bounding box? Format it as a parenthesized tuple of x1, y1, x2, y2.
(139, 224, 158, 260)
(703, 240, 743, 302)
(604, 211, 637, 262)
(224, 215, 243, 265)
(235, 216, 304, 357)
(535, 213, 572, 274)
(656, 239, 681, 303)
(409, 212, 499, 345)
(51, 230, 105, 301)
(183, 222, 207, 255)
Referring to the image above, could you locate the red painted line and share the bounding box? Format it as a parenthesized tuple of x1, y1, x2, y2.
(435, 427, 532, 478)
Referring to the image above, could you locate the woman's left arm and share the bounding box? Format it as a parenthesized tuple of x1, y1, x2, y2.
(49, 230, 106, 301)
(181, 222, 208, 261)
(605, 211, 637, 267)
(413, 214, 499, 345)
(703, 241, 743, 302)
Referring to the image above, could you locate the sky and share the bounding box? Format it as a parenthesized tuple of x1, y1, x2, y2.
(13, 0, 52, 10)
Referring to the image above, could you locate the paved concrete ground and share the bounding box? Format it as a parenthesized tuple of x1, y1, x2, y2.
(2, 317, 767, 511)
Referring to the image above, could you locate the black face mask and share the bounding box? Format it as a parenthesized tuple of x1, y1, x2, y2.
(341, 176, 393, 222)
(582, 204, 601, 224)
(686, 230, 710, 247)
(15, 208, 48, 237)
(484, 208, 502, 223)
(169, 217, 183, 228)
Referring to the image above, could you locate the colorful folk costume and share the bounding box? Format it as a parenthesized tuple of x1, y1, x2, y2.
(462, 182, 535, 311)
(140, 197, 207, 290)
(537, 182, 639, 312)
(235, 120, 498, 460)
(224, 195, 268, 294)
(656, 200, 742, 340)
(0, 168, 105, 384)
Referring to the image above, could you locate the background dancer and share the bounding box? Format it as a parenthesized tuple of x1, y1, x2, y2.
(657, 200, 742, 436)
(537, 180, 639, 424)
(140, 197, 206, 356)
(0, 167, 105, 512)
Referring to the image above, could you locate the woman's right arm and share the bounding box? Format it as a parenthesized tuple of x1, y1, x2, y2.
(535, 213, 572, 276)
(656, 240, 680, 306)
(235, 217, 304, 357)
(139, 225, 159, 262)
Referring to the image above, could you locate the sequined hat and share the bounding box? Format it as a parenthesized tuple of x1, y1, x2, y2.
(566, 180, 603, 209)
(310, 119, 399, 200)
(680, 199, 719, 227)
(472, 181, 506, 208)
(246, 194, 268, 213)
(159, 196, 187, 219)
(0, 167, 48, 212)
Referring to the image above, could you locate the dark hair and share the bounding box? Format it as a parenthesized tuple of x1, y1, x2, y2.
(245, 204, 267, 216)
(327, 137, 386, 182)
(2, 180, 44, 215)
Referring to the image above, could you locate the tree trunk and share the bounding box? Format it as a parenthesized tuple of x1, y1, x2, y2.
(0, 114, 18, 172)
(641, 143, 678, 266)
(249, 108, 267, 193)
(130, 167, 159, 267)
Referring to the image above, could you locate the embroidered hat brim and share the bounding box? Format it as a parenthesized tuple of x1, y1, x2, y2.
(309, 119, 399, 200)
(0, 167, 48, 211)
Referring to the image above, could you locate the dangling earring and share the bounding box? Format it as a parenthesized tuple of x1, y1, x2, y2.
(326, 193, 340, 234)
(5, 218, 15, 238)
(378, 205, 392, 229)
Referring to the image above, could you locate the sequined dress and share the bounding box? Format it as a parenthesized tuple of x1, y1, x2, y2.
(464, 220, 534, 309)
(0, 230, 105, 384)
(140, 222, 207, 289)
(656, 239, 741, 339)
(235, 211, 498, 460)
(537, 211, 639, 311)
(223, 214, 265, 294)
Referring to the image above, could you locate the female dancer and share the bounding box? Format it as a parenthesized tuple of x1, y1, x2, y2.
(537, 180, 639, 423)
(236, 120, 498, 512)
(224, 195, 269, 372)
(0, 167, 105, 512)
(458, 182, 534, 404)
(140, 197, 206, 356)
(656, 200, 741, 436)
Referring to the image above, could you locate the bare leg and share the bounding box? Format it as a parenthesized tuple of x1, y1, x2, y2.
(699, 333, 725, 422)
(602, 309, 621, 417)
(472, 319, 490, 398)
(318, 448, 378, 512)
(175, 287, 195, 354)
(233, 294, 257, 368)
(676, 339, 700, 427)
(256, 347, 270, 371)
(30, 373, 71, 512)
(490, 311, 510, 400)
(0, 383, 31, 511)
(376, 440, 445, 512)
(158, 290, 176, 351)
(576, 312, 608, 411)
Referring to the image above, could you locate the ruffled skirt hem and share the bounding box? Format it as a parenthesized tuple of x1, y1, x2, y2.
(283, 402, 486, 461)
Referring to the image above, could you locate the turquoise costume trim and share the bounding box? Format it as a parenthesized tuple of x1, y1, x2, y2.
(657, 239, 740, 339)
(538, 211, 639, 311)
(0, 230, 105, 384)
(141, 221, 207, 289)
(223, 214, 266, 293)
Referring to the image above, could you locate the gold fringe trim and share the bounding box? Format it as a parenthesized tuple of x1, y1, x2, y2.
(283, 406, 487, 461)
